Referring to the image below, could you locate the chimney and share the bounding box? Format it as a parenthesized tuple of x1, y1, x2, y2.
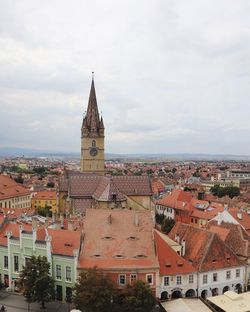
(32, 217, 37, 231)
(217, 212, 222, 225)
(60, 214, 64, 229)
(181, 239, 186, 256)
(175, 233, 180, 244)
(107, 214, 112, 224)
(45, 218, 49, 229)
(52, 212, 56, 223)
(237, 212, 243, 220)
(135, 213, 139, 227)
(224, 204, 228, 211)
(55, 221, 61, 229)
(68, 220, 74, 231)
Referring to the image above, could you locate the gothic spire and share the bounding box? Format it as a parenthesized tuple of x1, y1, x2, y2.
(82, 74, 104, 135)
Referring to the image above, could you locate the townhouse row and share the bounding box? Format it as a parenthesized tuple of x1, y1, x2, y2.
(0, 208, 248, 302)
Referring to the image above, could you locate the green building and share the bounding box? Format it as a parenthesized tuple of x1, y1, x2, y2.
(0, 217, 81, 301)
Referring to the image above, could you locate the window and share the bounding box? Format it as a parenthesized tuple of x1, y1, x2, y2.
(4, 256, 8, 269)
(146, 274, 153, 285)
(236, 269, 240, 278)
(213, 273, 217, 282)
(66, 266, 72, 282)
(14, 255, 19, 272)
(119, 274, 126, 286)
(164, 276, 169, 286)
(130, 274, 137, 283)
(56, 265, 62, 280)
(203, 274, 208, 284)
(226, 271, 231, 280)
(176, 276, 182, 285)
(189, 275, 193, 284)
(25, 257, 31, 266)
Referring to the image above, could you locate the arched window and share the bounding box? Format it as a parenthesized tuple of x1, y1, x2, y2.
(92, 140, 96, 147)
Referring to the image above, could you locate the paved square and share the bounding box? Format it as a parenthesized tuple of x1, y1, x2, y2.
(0, 291, 71, 312)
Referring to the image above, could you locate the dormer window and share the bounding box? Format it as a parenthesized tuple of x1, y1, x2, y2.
(102, 236, 113, 240)
(134, 254, 147, 259)
(113, 254, 125, 259)
(127, 236, 138, 241)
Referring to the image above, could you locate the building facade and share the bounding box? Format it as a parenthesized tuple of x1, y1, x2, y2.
(0, 218, 81, 301)
(0, 175, 31, 209)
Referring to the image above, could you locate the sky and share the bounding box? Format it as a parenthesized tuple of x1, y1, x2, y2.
(1, 0, 250, 155)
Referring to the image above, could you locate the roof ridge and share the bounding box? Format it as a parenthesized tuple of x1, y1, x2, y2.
(198, 232, 214, 271)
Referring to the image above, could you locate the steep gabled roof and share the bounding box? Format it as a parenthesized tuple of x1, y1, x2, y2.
(93, 177, 126, 201)
(169, 222, 243, 272)
(59, 172, 152, 197)
(154, 230, 196, 275)
(208, 220, 250, 259)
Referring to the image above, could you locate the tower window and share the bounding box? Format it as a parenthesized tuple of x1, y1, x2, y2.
(92, 140, 96, 147)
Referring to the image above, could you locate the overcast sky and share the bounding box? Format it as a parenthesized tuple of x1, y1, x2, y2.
(1, 0, 250, 155)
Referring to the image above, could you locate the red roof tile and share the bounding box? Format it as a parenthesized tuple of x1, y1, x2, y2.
(78, 209, 159, 270)
(155, 230, 196, 275)
(169, 222, 243, 272)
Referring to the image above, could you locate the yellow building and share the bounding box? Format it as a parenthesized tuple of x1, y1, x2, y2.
(32, 190, 57, 213)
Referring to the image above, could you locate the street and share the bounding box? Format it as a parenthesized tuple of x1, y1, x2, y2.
(0, 291, 71, 312)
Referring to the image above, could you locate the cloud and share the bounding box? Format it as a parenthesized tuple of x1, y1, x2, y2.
(0, 0, 250, 154)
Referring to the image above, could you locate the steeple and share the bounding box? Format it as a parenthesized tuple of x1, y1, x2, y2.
(80, 74, 105, 174)
(82, 74, 103, 137)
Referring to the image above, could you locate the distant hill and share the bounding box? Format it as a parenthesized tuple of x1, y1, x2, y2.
(0, 147, 250, 161)
(0, 147, 78, 157)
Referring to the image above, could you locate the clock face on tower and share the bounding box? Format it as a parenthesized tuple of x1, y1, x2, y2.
(89, 147, 98, 157)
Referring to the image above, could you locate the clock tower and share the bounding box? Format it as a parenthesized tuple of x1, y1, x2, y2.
(80, 75, 105, 174)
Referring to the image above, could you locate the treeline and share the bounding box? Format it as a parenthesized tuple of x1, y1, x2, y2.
(210, 185, 240, 199)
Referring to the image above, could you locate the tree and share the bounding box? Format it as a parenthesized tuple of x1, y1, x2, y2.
(19, 256, 55, 309)
(161, 218, 175, 234)
(37, 205, 52, 217)
(46, 181, 55, 188)
(120, 280, 156, 312)
(210, 185, 240, 199)
(74, 267, 116, 312)
(14, 174, 24, 184)
(33, 167, 46, 175)
(155, 213, 165, 225)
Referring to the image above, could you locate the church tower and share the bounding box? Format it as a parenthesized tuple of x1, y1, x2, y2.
(80, 75, 105, 174)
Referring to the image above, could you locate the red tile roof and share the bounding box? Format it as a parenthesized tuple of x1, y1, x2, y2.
(33, 191, 56, 200)
(229, 208, 250, 231)
(208, 221, 250, 259)
(0, 175, 31, 200)
(78, 209, 159, 270)
(169, 222, 243, 272)
(48, 228, 81, 257)
(154, 230, 196, 275)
